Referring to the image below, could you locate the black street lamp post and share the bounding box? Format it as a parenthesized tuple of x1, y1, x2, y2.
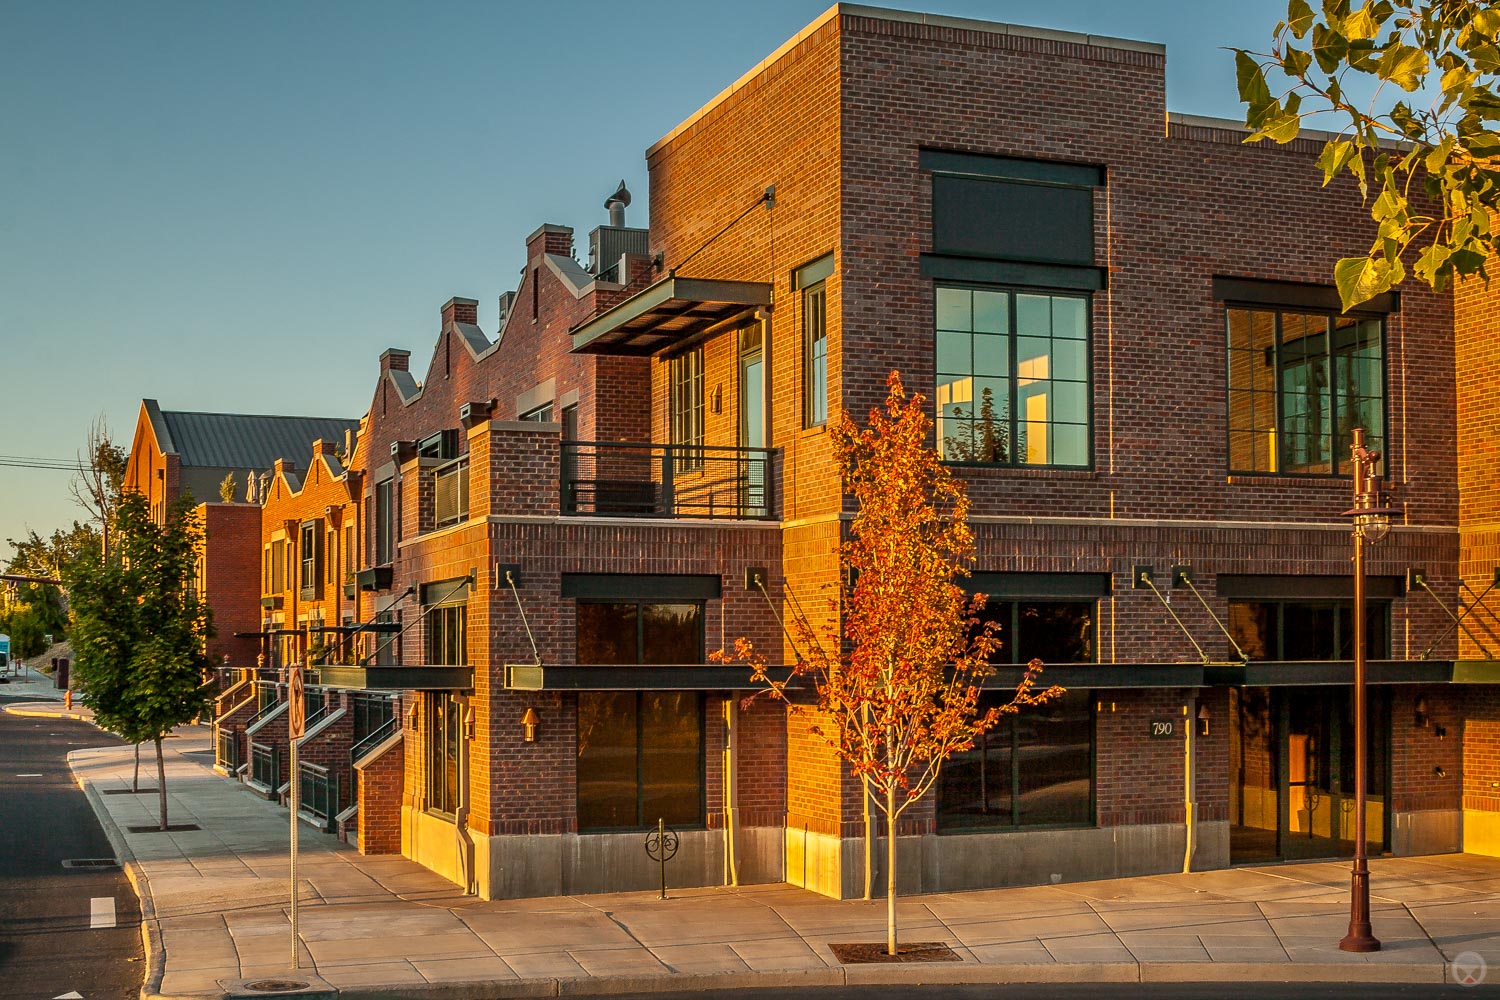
(1340, 427, 1397, 954)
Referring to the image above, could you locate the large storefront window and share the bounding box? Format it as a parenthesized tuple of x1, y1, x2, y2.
(1229, 601, 1389, 661)
(425, 692, 461, 817)
(1227, 308, 1385, 475)
(937, 689, 1093, 831)
(577, 602, 703, 665)
(936, 286, 1090, 467)
(577, 691, 703, 831)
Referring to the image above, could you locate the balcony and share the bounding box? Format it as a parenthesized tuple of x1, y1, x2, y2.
(562, 441, 774, 520)
(433, 457, 469, 528)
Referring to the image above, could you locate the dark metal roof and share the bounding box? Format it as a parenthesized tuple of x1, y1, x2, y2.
(157, 411, 359, 469)
(570, 276, 772, 356)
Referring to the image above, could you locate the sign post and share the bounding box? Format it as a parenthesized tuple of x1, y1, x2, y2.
(288, 662, 305, 969)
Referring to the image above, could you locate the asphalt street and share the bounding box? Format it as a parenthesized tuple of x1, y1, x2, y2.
(619, 984, 1500, 999)
(0, 698, 142, 1000)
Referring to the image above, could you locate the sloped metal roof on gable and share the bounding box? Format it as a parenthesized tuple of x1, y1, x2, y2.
(158, 411, 360, 469)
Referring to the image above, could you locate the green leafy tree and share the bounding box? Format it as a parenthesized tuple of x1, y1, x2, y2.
(219, 473, 236, 503)
(1235, 1, 1500, 309)
(6, 605, 48, 660)
(66, 492, 215, 827)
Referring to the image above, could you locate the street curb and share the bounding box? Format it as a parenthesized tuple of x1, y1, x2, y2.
(68, 749, 169, 1000)
(5, 702, 91, 720)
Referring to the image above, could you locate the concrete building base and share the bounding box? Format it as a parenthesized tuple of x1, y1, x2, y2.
(785, 821, 1232, 900)
(1393, 809, 1462, 856)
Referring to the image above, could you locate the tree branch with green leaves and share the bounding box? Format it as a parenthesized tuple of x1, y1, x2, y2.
(1235, 0, 1500, 308)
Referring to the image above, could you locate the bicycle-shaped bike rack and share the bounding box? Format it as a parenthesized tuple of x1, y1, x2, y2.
(644, 818, 680, 901)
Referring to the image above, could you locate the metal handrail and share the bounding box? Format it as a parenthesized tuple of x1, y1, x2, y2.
(246, 697, 284, 729)
(299, 702, 335, 736)
(298, 761, 339, 831)
(216, 729, 241, 771)
(250, 742, 280, 789)
(350, 715, 400, 765)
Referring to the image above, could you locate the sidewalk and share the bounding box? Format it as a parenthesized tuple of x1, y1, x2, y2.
(0, 663, 72, 704)
(68, 734, 1500, 999)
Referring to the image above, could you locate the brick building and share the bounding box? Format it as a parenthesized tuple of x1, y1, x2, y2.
(188, 4, 1500, 901)
(123, 401, 360, 667)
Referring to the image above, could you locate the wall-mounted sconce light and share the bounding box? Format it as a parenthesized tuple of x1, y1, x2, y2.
(711, 384, 723, 415)
(521, 707, 540, 743)
(1415, 696, 1430, 728)
(463, 704, 475, 741)
(1096, 701, 1116, 713)
(1434, 766, 1448, 778)
(406, 703, 419, 732)
(1197, 703, 1210, 737)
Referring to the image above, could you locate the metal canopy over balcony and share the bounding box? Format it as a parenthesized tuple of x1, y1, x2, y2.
(570, 276, 773, 356)
(317, 665, 473, 691)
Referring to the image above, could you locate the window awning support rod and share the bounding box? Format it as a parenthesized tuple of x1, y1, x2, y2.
(332, 586, 414, 664)
(358, 578, 469, 666)
(1177, 576, 1249, 663)
(669, 186, 775, 279)
(503, 568, 541, 667)
(1417, 576, 1496, 660)
(1136, 570, 1209, 665)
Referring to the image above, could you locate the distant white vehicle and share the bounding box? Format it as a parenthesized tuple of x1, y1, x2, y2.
(0, 633, 10, 669)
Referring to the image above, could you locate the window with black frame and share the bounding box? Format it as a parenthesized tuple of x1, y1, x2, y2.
(426, 603, 466, 665)
(936, 286, 1090, 467)
(1227, 307, 1385, 476)
(937, 689, 1093, 832)
(577, 691, 703, 831)
(373, 610, 398, 666)
(425, 692, 461, 816)
(1228, 600, 1390, 661)
(937, 588, 1097, 833)
(797, 254, 833, 428)
(576, 602, 703, 664)
(299, 521, 319, 595)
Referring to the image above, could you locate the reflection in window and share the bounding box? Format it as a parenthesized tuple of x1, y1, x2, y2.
(1227, 308, 1384, 475)
(937, 689, 1093, 831)
(577, 691, 703, 831)
(426, 603, 467, 665)
(425, 692, 461, 816)
(969, 600, 1096, 664)
(577, 602, 703, 664)
(936, 286, 1089, 467)
(1228, 600, 1389, 660)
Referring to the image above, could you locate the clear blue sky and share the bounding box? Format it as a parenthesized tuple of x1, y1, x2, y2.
(0, 0, 1290, 548)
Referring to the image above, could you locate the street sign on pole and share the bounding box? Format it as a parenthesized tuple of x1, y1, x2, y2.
(288, 664, 305, 739)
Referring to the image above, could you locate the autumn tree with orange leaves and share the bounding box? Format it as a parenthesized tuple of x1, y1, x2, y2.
(718, 372, 1060, 956)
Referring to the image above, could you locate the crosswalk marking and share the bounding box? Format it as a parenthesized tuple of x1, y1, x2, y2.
(89, 896, 115, 929)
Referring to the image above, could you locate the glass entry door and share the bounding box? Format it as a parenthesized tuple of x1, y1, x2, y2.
(1230, 686, 1388, 864)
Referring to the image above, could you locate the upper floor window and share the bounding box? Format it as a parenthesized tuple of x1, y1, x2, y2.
(577, 601, 703, 665)
(935, 285, 1090, 467)
(373, 478, 394, 565)
(1229, 600, 1389, 661)
(520, 403, 554, 422)
(1227, 308, 1385, 476)
(671, 347, 705, 465)
(298, 520, 320, 596)
(796, 254, 834, 428)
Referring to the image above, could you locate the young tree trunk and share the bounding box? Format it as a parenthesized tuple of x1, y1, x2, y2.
(886, 786, 898, 956)
(133, 742, 140, 791)
(155, 737, 168, 831)
(862, 778, 873, 901)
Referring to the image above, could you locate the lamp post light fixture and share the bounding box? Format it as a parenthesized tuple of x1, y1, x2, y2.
(1339, 427, 1399, 954)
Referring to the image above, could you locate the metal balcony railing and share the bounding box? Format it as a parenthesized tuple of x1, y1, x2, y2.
(561, 441, 774, 520)
(250, 742, 279, 790)
(255, 681, 278, 713)
(300, 701, 334, 736)
(350, 715, 400, 766)
(246, 696, 283, 730)
(216, 729, 241, 772)
(298, 761, 339, 832)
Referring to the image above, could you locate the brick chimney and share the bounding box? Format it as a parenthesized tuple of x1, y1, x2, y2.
(379, 348, 410, 373)
(311, 438, 335, 457)
(526, 224, 574, 262)
(442, 297, 479, 327)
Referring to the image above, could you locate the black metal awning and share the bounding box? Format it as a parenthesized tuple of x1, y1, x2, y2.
(984, 663, 1208, 690)
(317, 665, 473, 691)
(504, 663, 796, 691)
(570, 277, 773, 356)
(1203, 660, 1454, 687)
(308, 622, 403, 635)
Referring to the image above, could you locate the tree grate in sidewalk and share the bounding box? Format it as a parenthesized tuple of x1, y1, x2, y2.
(126, 823, 201, 833)
(829, 942, 962, 963)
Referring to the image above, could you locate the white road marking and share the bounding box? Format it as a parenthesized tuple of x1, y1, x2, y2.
(90, 896, 115, 929)
(54, 992, 84, 999)
(15, 773, 42, 777)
